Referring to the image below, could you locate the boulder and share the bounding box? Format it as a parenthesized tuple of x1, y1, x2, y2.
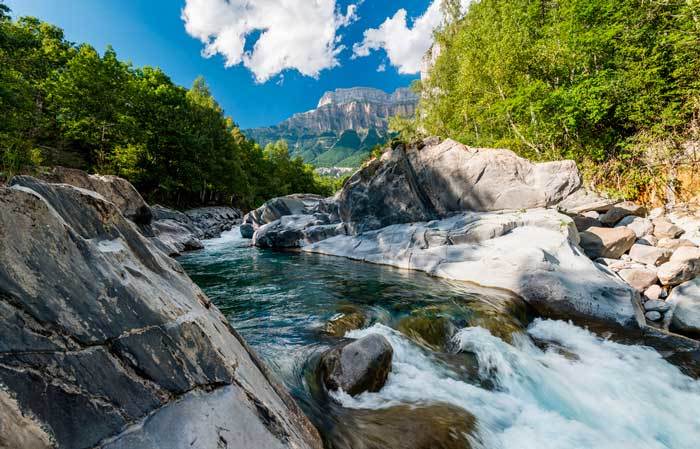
(305, 209, 639, 328)
(244, 195, 328, 229)
(397, 314, 456, 351)
(628, 244, 672, 267)
(556, 188, 619, 214)
(319, 334, 393, 396)
(599, 202, 647, 226)
(637, 235, 658, 246)
(657, 247, 700, 285)
(0, 178, 322, 449)
(657, 238, 697, 251)
(35, 166, 152, 224)
(253, 216, 346, 249)
(667, 278, 700, 336)
(579, 227, 637, 259)
(617, 268, 659, 292)
(615, 216, 653, 238)
(644, 285, 663, 301)
(667, 211, 700, 246)
(644, 300, 671, 313)
(646, 311, 663, 322)
(338, 139, 582, 233)
(573, 214, 602, 232)
(649, 207, 666, 220)
(240, 223, 255, 239)
(653, 219, 685, 239)
(324, 307, 367, 337)
(185, 206, 242, 239)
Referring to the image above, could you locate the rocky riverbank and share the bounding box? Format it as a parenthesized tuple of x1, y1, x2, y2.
(0, 172, 321, 449)
(243, 138, 700, 355)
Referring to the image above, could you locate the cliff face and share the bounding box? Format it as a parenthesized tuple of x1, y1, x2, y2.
(245, 87, 418, 168)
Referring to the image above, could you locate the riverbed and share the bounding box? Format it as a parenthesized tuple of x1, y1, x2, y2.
(180, 228, 700, 449)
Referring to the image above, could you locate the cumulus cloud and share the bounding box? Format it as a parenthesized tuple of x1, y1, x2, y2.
(182, 0, 360, 83)
(353, 0, 471, 75)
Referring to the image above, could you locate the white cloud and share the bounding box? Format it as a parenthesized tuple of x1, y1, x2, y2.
(353, 0, 471, 75)
(182, 0, 360, 83)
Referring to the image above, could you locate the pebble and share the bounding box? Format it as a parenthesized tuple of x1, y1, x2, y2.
(644, 300, 671, 313)
(645, 311, 663, 322)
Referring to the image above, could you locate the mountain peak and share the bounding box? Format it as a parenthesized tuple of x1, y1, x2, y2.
(317, 87, 418, 108)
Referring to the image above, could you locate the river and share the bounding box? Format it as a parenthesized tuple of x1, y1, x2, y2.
(180, 228, 700, 449)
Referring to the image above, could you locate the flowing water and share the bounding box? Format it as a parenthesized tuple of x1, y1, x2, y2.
(180, 228, 700, 449)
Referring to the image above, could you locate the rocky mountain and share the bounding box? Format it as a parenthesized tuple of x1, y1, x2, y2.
(245, 87, 418, 168)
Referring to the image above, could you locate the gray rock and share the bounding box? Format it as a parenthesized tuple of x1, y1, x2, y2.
(252, 215, 346, 249)
(35, 167, 153, 225)
(636, 235, 658, 246)
(337, 139, 582, 233)
(185, 206, 242, 239)
(616, 216, 653, 238)
(618, 268, 659, 292)
(645, 311, 663, 322)
(240, 223, 255, 239)
(653, 219, 685, 239)
(573, 214, 602, 232)
(245, 194, 327, 229)
(0, 179, 321, 449)
(657, 247, 700, 286)
(319, 334, 393, 396)
(667, 277, 700, 336)
(556, 188, 619, 214)
(599, 202, 647, 226)
(645, 300, 671, 313)
(628, 244, 672, 267)
(579, 227, 637, 259)
(649, 207, 666, 220)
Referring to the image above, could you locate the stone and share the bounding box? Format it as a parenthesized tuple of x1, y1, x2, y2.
(319, 334, 393, 396)
(649, 207, 666, 220)
(646, 311, 663, 322)
(185, 206, 242, 239)
(657, 261, 700, 286)
(653, 219, 685, 239)
(253, 215, 347, 249)
(583, 210, 601, 219)
(240, 223, 255, 239)
(36, 166, 152, 225)
(337, 139, 582, 233)
(671, 246, 700, 263)
(397, 314, 456, 351)
(324, 309, 367, 337)
(599, 202, 647, 226)
(556, 188, 619, 214)
(616, 216, 654, 238)
(644, 285, 663, 301)
(667, 278, 700, 336)
(244, 194, 327, 229)
(657, 238, 696, 251)
(644, 300, 671, 313)
(637, 235, 658, 246)
(305, 209, 639, 328)
(0, 178, 322, 449)
(667, 211, 700, 246)
(579, 227, 637, 259)
(573, 214, 602, 232)
(618, 268, 659, 292)
(628, 244, 672, 267)
(325, 403, 476, 449)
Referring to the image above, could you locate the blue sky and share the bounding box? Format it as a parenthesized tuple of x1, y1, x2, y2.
(6, 0, 440, 129)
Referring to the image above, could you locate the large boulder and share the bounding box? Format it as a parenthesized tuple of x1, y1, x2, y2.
(628, 244, 672, 267)
(305, 209, 639, 328)
(667, 278, 700, 337)
(657, 247, 700, 286)
(338, 139, 582, 233)
(244, 195, 328, 230)
(37, 166, 152, 225)
(579, 227, 637, 259)
(599, 201, 647, 226)
(185, 206, 242, 239)
(0, 178, 322, 449)
(319, 334, 393, 396)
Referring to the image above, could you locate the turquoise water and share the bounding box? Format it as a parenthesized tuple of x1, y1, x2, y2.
(180, 229, 700, 449)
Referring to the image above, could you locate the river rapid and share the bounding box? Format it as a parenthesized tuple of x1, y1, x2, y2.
(180, 228, 700, 449)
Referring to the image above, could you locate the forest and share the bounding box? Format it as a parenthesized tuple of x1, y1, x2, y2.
(418, 0, 700, 200)
(0, 2, 336, 209)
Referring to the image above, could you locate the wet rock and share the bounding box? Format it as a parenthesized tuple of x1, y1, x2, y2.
(319, 334, 393, 396)
(324, 308, 367, 337)
(628, 244, 672, 267)
(245, 195, 327, 229)
(618, 268, 659, 292)
(0, 178, 322, 449)
(653, 219, 685, 239)
(599, 202, 647, 226)
(327, 403, 476, 449)
(646, 311, 663, 322)
(579, 227, 637, 259)
(240, 223, 255, 239)
(667, 277, 700, 336)
(398, 313, 456, 351)
(616, 216, 653, 238)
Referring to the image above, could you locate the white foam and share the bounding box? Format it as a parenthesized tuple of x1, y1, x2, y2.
(203, 227, 247, 249)
(341, 321, 700, 449)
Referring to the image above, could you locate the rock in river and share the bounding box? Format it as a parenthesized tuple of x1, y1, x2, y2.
(0, 177, 321, 449)
(319, 334, 393, 396)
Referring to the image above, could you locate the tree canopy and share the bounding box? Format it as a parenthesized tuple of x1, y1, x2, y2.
(0, 2, 333, 209)
(420, 0, 700, 198)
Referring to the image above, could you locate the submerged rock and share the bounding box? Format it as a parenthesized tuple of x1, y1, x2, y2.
(327, 403, 476, 449)
(0, 178, 322, 449)
(319, 334, 393, 396)
(324, 307, 367, 337)
(398, 314, 456, 351)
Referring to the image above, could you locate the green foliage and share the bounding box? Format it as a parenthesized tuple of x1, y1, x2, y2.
(0, 3, 333, 207)
(420, 0, 700, 199)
